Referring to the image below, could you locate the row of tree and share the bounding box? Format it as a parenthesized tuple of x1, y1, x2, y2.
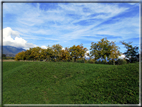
(15, 38, 139, 65)
(15, 44, 88, 62)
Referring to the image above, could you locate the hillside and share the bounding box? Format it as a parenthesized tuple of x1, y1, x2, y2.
(3, 62, 139, 104)
(3, 46, 26, 57)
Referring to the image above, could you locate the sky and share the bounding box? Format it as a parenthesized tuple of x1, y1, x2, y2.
(3, 2, 140, 56)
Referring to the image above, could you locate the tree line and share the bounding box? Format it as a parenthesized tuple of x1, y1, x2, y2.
(15, 38, 139, 65)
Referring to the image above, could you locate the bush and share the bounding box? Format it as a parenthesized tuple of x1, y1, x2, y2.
(76, 59, 84, 63)
(116, 59, 127, 65)
(88, 59, 95, 64)
(107, 60, 113, 65)
(95, 60, 107, 64)
(84, 59, 88, 63)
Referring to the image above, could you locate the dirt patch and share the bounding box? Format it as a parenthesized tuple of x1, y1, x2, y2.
(2, 60, 16, 62)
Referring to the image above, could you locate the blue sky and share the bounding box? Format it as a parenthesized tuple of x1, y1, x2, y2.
(3, 2, 140, 54)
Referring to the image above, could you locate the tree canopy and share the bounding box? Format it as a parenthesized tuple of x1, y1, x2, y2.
(14, 38, 138, 64)
(90, 38, 120, 65)
(69, 44, 88, 62)
(121, 41, 139, 62)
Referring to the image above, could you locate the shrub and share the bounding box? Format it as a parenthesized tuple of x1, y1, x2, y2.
(84, 59, 88, 63)
(77, 59, 84, 63)
(107, 60, 113, 65)
(88, 59, 95, 64)
(95, 60, 107, 64)
(116, 59, 127, 65)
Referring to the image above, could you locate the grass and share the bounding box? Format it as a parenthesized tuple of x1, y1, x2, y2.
(3, 61, 139, 104)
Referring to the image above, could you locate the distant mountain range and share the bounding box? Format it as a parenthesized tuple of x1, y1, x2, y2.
(3, 46, 26, 57)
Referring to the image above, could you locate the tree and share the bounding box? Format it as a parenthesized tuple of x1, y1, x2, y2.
(60, 49, 70, 61)
(121, 41, 139, 63)
(2, 54, 6, 59)
(40, 49, 47, 60)
(52, 44, 63, 61)
(25, 49, 31, 60)
(69, 44, 88, 62)
(90, 38, 112, 62)
(46, 45, 54, 61)
(15, 51, 26, 61)
(90, 38, 120, 65)
(30, 47, 42, 60)
(109, 41, 120, 65)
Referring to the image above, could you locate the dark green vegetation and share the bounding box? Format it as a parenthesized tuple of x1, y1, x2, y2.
(2, 54, 15, 60)
(3, 62, 139, 104)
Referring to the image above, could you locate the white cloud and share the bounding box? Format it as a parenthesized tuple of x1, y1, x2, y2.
(118, 54, 126, 59)
(3, 3, 140, 53)
(3, 27, 19, 38)
(3, 27, 37, 48)
(84, 50, 90, 58)
(41, 45, 48, 49)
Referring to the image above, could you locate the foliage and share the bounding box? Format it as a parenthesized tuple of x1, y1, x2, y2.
(95, 60, 107, 64)
(30, 47, 42, 60)
(76, 58, 85, 63)
(52, 44, 63, 61)
(15, 44, 87, 62)
(90, 38, 111, 61)
(46, 45, 54, 61)
(115, 59, 127, 65)
(90, 38, 120, 65)
(2, 54, 15, 60)
(2, 54, 6, 58)
(69, 44, 88, 62)
(88, 59, 95, 64)
(14, 39, 139, 65)
(109, 41, 120, 65)
(121, 41, 139, 63)
(15, 51, 26, 61)
(60, 48, 71, 61)
(3, 62, 139, 104)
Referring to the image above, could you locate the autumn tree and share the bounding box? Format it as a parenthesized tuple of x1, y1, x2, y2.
(30, 47, 42, 60)
(69, 44, 88, 62)
(40, 49, 47, 60)
(90, 38, 120, 65)
(52, 44, 63, 61)
(121, 41, 139, 63)
(90, 38, 112, 62)
(46, 45, 54, 61)
(15, 51, 26, 61)
(60, 48, 70, 61)
(109, 41, 120, 65)
(24, 49, 32, 60)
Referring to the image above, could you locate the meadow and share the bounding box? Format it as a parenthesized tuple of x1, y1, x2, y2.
(3, 61, 139, 104)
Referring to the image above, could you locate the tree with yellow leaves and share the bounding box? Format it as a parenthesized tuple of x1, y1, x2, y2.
(109, 41, 120, 65)
(60, 48, 70, 61)
(69, 44, 88, 62)
(90, 38, 120, 65)
(52, 44, 63, 61)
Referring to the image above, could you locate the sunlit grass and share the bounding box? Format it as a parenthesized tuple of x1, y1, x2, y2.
(3, 62, 139, 104)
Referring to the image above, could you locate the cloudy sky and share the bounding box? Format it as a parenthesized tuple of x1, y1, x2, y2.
(3, 2, 140, 54)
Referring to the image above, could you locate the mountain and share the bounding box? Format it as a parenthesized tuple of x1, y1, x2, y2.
(3, 46, 26, 57)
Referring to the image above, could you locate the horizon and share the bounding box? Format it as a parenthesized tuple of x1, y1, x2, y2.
(3, 3, 140, 55)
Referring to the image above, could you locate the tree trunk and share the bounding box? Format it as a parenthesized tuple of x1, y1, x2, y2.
(74, 57, 77, 62)
(113, 60, 115, 65)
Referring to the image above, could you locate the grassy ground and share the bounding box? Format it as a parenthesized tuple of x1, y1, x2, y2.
(3, 61, 139, 104)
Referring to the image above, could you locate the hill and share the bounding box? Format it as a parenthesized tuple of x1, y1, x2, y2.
(3, 46, 26, 57)
(3, 62, 139, 104)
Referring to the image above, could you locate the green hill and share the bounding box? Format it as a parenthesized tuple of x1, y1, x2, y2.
(3, 62, 139, 104)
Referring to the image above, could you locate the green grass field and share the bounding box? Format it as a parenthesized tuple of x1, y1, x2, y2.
(3, 61, 139, 104)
